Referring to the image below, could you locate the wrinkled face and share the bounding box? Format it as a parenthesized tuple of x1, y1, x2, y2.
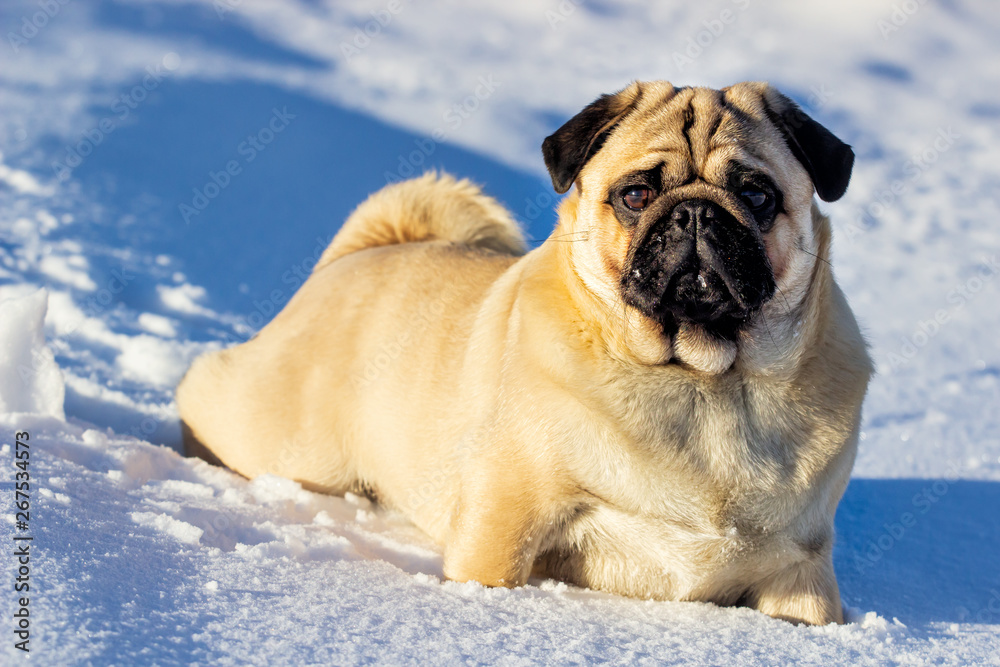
(543, 81, 853, 370)
(610, 146, 782, 341)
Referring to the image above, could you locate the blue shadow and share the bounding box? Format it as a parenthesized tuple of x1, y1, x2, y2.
(63, 77, 559, 331)
(836, 478, 1000, 627)
(94, 0, 329, 68)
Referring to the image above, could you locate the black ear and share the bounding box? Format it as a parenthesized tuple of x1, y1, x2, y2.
(542, 83, 642, 194)
(762, 89, 854, 202)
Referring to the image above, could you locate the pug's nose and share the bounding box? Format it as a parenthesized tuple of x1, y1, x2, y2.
(668, 199, 722, 232)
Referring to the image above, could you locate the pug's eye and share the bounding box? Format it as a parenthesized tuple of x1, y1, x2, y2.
(622, 187, 653, 211)
(740, 189, 770, 209)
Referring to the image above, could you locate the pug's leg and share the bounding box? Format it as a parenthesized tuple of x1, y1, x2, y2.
(752, 556, 844, 625)
(442, 468, 547, 588)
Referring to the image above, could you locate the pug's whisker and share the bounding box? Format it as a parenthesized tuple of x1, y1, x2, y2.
(760, 311, 780, 351)
(595, 286, 629, 341)
(800, 248, 832, 268)
(529, 231, 591, 244)
(773, 284, 794, 319)
(619, 296, 631, 343)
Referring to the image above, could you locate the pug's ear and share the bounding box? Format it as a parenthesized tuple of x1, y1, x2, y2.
(761, 87, 855, 202)
(542, 82, 643, 194)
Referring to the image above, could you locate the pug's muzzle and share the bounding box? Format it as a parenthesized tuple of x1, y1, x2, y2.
(621, 198, 776, 339)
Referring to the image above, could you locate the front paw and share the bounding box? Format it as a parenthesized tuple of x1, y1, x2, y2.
(751, 558, 844, 626)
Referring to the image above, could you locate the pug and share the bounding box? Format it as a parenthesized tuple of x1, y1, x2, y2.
(177, 81, 872, 625)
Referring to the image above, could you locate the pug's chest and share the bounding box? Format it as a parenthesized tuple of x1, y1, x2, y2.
(551, 476, 810, 602)
(543, 388, 833, 599)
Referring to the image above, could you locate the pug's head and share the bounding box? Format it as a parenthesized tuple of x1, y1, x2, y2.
(542, 81, 854, 372)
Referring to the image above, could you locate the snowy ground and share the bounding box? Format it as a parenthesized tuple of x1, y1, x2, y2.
(1, 0, 999, 664)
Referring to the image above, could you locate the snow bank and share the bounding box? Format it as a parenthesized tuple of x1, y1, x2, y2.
(0, 289, 65, 419)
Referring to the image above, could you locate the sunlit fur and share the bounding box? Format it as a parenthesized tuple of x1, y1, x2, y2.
(177, 82, 872, 626)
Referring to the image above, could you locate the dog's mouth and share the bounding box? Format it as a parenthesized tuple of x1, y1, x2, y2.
(621, 198, 776, 340)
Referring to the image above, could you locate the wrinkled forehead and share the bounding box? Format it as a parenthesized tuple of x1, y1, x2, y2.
(583, 83, 803, 190)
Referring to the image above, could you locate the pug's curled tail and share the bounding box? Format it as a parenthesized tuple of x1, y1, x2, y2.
(315, 171, 526, 272)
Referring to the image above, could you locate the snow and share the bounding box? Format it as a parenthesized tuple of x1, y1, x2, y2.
(1, 413, 987, 665)
(0, 290, 65, 420)
(1, 0, 999, 663)
(0, 154, 54, 197)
